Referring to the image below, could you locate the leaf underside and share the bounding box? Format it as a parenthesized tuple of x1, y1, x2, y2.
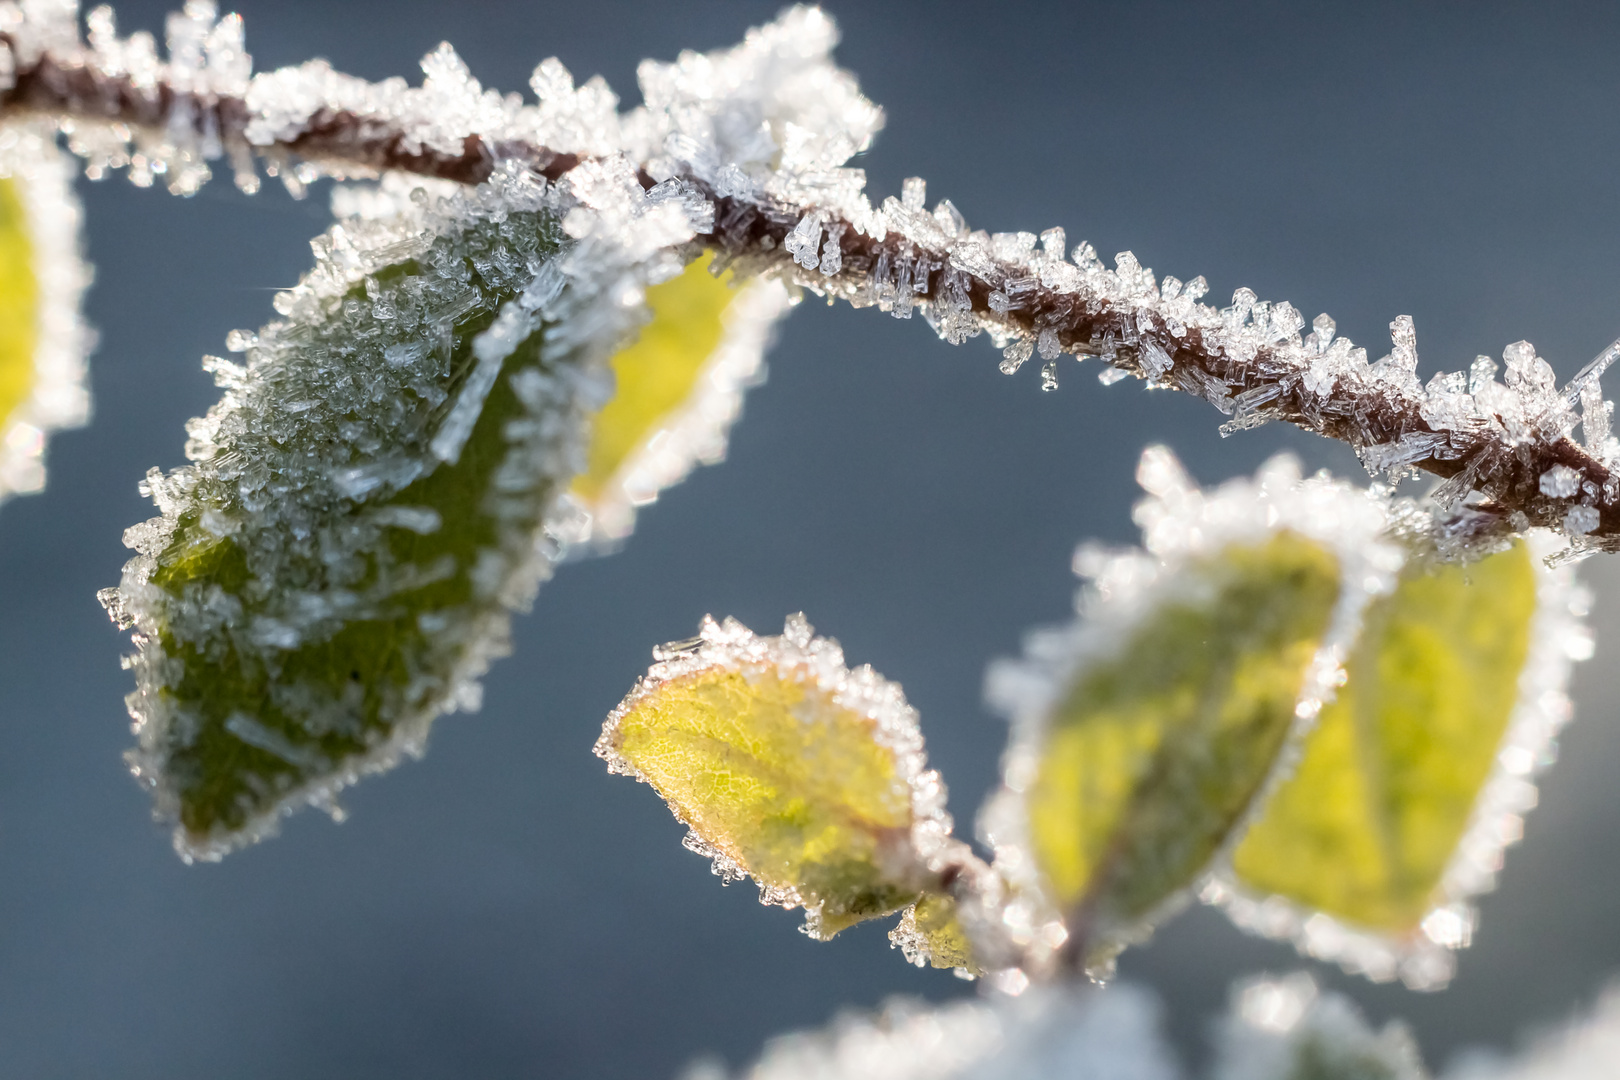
(1028, 531, 1341, 943)
(608, 665, 922, 938)
(1231, 541, 1535, 934)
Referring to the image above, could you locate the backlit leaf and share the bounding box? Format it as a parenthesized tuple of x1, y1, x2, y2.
(1214, 533, 1589, 988)
(597, 613, 956, 939)
(980, 449, 1401, 976)
(102, 164, 711, 859)
(1215, 973, 1429, 1080)
(569, 251, 789, 545)
(0, 124, 92, 505)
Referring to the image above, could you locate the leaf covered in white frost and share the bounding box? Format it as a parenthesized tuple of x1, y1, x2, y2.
(980, 446, 1589, 988)
(597, 613, 973, 941)
(1208, 529, 1589, 989)
(101, 152, 713, 860)
(979, 447, 1404, 979)
(0, 121, 93, 507)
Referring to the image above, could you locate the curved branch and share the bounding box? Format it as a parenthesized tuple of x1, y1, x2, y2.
(0, 6, 1613, 549)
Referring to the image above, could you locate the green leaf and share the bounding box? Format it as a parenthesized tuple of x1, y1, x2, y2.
(1218, 536, 1585, 987)
(597, 614, 952, 939)
(101, 186, 600, 860)
(569, 252, 787, 543)
(1021, 532, 1341, 966)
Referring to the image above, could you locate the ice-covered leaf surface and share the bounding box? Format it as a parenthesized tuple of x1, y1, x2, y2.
(0, 123, 92, 506)
(597, 614, 958, 940)
(981, 448, 1401, 977)
(570, 252, 789, 545)
(103, 156, 713, 860)
(1212, 534, 1589, 988)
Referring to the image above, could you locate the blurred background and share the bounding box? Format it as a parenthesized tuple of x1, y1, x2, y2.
(3, 1, 1620, 1075)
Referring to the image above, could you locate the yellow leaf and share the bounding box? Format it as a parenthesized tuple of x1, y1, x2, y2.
(0, 125, 92, 505)
(1219, 535, 1586, 987)
(597, 614, 950, 939)
(0, 176, 38, 432)
(570, 253, 789, 544)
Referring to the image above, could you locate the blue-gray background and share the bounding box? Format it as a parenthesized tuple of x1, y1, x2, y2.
(4, 1, 1620, 1075)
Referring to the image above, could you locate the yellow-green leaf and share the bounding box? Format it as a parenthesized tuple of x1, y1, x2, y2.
(1221, 538, 1580, 986)
(1022, 532, 1341, 963)
(597, 614, 949, 939)
(570, 252, 788, 543)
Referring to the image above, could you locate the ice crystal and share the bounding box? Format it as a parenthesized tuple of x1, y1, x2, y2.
(5, 2, 1617, 539)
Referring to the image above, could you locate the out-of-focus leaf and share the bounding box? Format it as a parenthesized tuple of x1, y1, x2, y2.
(569, 253, 785, 544)
(1023, 533, 1340, 964)
(0, 177, 38, 430)
(1214, 973, 1429, 1080)
(1232, 545, 1532, 926)
(0, 125, 92, 504)
(597, 614, 953, 939)
(980, 449, 1402, 977)
(1217, 538, 1585, 987)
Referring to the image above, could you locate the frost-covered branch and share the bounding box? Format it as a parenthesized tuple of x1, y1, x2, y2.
(7, 0, 1620, 546)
